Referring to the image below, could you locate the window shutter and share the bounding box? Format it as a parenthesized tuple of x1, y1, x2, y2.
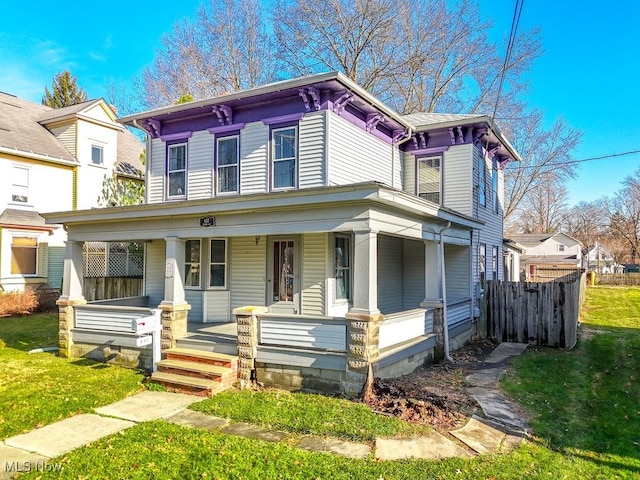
(39, 241, 49, 278)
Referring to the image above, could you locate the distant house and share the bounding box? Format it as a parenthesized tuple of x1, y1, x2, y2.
(503, 238, 526, 281)
(509, 233, 583, 281)
(0, 93, 144, 292)
(585, 241, 617, 273)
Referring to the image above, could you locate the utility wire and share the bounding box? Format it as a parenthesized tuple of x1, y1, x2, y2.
(505, 149, 640, 171)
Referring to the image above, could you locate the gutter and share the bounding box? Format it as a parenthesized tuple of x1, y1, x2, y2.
(0, 146, 77, 167)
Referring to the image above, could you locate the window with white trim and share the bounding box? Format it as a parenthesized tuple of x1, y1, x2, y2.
(209, 239, 227, 288)
(417, 156, 441, 204)
(11, 166, 29, 203)
(272, 126, 297, 189)
(184, 239, 201, 288)
(558, 244, 565, 252)
(168, 143, 187, 198)
(91, 145, 104, 165)
(11, 236, 38, 275)
(335, 235, 351, 301)
(216, 136, 239, 194)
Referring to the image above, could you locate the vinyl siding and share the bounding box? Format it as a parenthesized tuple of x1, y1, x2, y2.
(187, 130, 213, 199)
(442, 144, 473, 216)
(240, 122, 268, 194)
(230, 236, 266, 309)
(204, 290, 231, 322)
(49, 122, 77, 156)
(445, 244, 470, 300)
(148, 138, 165, 204)
(377, 235, 403, 314)
(298, 112, 326, 188)
(402, 151, 415, 195)
(47, 245, 65, 289)
(402, 239, 425, 309)
(301, 233, 326, 315)
(185, 289, 203, 322)
(145, 240, 165, 307)
(259, 318, 346, 350)
(327, 113, 394, 187)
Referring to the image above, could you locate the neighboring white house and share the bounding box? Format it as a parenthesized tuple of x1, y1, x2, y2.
(0, 93, 144, 292)
(46, 72, 521, 394)
(509, 233, 583, 281)
(585, 241, 618, 273)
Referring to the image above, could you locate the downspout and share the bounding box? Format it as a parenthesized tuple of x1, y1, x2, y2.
(132, 119, 151, 204)
(439, 221, 453, 361)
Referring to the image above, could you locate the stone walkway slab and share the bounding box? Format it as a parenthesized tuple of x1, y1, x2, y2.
(490, 342, 528, 358)
(467, 387, 527, 431)
(465, 366, 503, 388)
(95, 391, 200, 422)
(165, 409, 230, 430)
(375, 432, 473, 461)
(4, 414, 134, 458)
(220, 422, 289, 442)
(0, 444, 50, 480)
(450, 415, 506, 455)
(296, 436, 371, 459)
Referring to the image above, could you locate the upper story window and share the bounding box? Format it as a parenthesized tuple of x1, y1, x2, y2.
(209, 239, 227, 288)
(11, 166, 29, 203)
(272, 126, 297, 189)
(335, 235, 351, 301)
(167, 143, 187, 198)
(91, 145, 104, 165)
(216, 136, 239, 194)
(184, 239, 201, 288)
(11, 236, 38, 275)
(492, 162, 499, 213)
(417, 156, 441, 204)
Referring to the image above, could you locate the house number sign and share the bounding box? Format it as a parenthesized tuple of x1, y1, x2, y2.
(200, 216, 216, 227)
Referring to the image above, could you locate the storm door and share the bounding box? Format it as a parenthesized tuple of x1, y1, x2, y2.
(267, 237, 300, 314)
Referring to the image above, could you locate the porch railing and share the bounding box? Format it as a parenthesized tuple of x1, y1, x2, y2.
(257, 313, 347, 351)
(74, 303, 158, 333)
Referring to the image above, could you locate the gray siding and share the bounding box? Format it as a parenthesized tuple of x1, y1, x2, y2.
(187, 130, 213, 199)
(298, 112, 326, 188)
(49, 123, 77, 156)
(47, 246, 65, 289)
(230, 236, 266, 309)
(259, 318, 346, 350)
(377, 235, 403, 314)
(204, 291, 231, 322)
(402, 239, 425, 309)
(327, 113, 394, 187)
(145, 240, 165, 307)
(185, 290, 203, 322)
(402, 151, 415, 195)
(302, 233, 326, 315)
(148, 138, 165, 204)
(445, 244, 470, 300)
(240, 122, 268, 194)
(443, 144, 473, 216)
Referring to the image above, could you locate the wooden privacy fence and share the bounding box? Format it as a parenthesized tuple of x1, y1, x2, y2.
(485, 273, 586, 349)
(83, 277, 143, 302)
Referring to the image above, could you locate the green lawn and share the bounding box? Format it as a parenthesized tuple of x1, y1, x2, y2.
(0, 313, 144, 439)
(7, 287, 640, 478)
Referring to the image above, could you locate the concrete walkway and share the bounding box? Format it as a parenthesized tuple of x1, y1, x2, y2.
(0, 342, 529, 478)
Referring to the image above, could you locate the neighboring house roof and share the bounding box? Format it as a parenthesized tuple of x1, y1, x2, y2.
(0, 92, 77, 163)
(116, 129, 145, 178)
(37, 99, 106, 123)
(0, 208, 56, 231)
(503, 238, 526, 253)
(509, 233, 583, 248)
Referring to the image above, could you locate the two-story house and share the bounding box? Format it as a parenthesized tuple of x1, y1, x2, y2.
(46, 72, 519, 395)
(0, 93, 144, 292)
(509, 233, 583, 281)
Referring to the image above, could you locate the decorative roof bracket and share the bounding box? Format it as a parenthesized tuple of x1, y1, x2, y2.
(332, 91, 353, 114)
(366, 113, 384, 132)
(299, 87, 321, 112)
(146, 119, 161, 138)
(212, 105, 232, 125)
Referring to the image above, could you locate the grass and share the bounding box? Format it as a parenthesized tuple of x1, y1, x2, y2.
(190, 389, 431, 442)
(0, 313, 144, 439)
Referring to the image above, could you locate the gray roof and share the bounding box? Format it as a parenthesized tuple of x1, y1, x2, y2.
(0, 92, 77, 162)
(37, 99, 102, 123)
(402, 113, 483, 128)
(116, 129, 144, 178)
(0, 208, 54, 229)
(509, 234, 553, 248)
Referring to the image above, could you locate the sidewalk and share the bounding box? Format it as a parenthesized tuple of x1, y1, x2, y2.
(0, 342, 529, 478)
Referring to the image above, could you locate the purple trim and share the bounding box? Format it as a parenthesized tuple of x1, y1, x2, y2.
(212, 105, 233, 125)
(160, 131, 192, 142)
(262, 112, 304, 125)
(366, 113, 384, 132)
(410, 146, 449, 156)
(208, 123, 245, 135)
(146, 119, 161, 138)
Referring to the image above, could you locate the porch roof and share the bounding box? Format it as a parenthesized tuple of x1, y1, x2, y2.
(43, 182, 483, 241)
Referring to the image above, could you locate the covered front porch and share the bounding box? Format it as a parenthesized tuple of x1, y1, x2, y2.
(48, 183, 482, 395)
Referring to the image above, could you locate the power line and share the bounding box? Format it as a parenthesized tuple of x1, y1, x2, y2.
(505, 149, 640, 171)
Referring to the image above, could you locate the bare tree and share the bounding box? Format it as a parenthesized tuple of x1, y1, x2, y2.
(564, 200, 609, 248)
(508, 177, 569, 234)
(606, 169, 640, 264)
(139, 0, 277, 108)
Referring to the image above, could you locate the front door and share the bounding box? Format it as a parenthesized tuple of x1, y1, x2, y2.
(267, 237, 300, 314)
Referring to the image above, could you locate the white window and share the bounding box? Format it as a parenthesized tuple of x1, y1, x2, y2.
(168, 143, 187, 198)
(91, 145, 103, 165)
(492, 246, 499, 279)
(217, 136, 239, 194)
(209, 239, 227, 288)
(335, 235, 351, 301)
(417, 156, 441, 204)
(272, 126, 297, 189)
(184, 239, 201, 288)
(11, 236, 38, 275)
(11, 166, 29, 203)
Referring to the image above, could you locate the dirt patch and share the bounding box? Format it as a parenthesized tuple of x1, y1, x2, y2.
(362, 339, 499, 432)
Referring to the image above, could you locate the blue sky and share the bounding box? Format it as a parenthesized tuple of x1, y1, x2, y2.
(2, 0, 639, 207)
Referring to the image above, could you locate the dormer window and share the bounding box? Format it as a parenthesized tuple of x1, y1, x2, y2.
(417, 156, 441, 204)
(91, 145, 103, 165)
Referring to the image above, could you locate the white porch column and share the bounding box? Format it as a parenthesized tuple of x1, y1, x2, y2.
(349, 228, 379, 315)
(161, 236, 186, 306)
(422, 240, 440, 302)
(59, 240, 85, 302)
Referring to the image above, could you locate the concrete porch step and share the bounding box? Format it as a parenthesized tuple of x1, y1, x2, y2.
(150, 371, 224, 397)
